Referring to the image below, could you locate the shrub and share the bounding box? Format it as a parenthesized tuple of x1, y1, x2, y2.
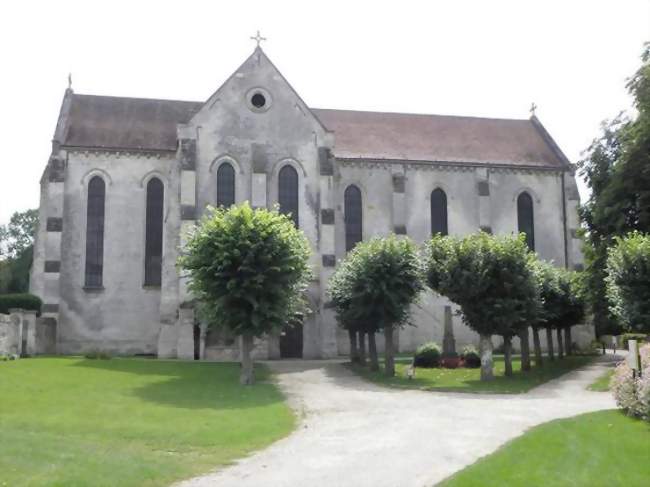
(84, 350, 111, 360)
(620, 333, 649, 349)
(414, 342, 441, 368)
(0, 293, 42, 315)
(611, 343, 650, 421)
(461, 345, 481, 368)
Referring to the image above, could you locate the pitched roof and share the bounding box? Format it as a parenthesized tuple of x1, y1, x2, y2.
(61, 93, 568, 168)
(312, 109, 567, 168)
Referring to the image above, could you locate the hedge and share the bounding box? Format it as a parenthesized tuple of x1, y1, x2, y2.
(0, 294, 42, 315)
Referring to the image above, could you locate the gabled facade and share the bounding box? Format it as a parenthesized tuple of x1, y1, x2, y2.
(30, 47, 589, 359)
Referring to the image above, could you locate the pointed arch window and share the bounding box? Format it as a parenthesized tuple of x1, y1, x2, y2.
(278, 165, 299, 227)
(344, 185, 363, 252)
(517, 191, 535, 250)
(216, 162, 235, 207)
(84, 176, 105, 287)
(431, 188, 448, 236)
(144, 178, 164, 286)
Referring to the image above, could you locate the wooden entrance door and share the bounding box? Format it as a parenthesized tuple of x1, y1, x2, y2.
(280, 323, 303, 358)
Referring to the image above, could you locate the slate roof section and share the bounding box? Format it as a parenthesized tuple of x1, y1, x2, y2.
(64, 94, 201, 151)
(312, 109, 567, 168)
(61, 93, 568, 168)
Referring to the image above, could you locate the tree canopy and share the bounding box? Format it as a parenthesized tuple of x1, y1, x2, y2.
(179, 203, 312, 384)
(0, 209, 38, 294)
(606, 232, 650, 334)
(578, 43, 650, 335)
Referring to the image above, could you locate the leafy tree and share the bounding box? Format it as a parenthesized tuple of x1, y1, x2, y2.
(0, 209, 38, 294)
(329, 236, 423, 376)
(579, 44, 650, 335)
(426, 233, 540, 380)
(0, 209, 38, 259)
(556, 270, 586, 356)
(180, 203, 312, 384)
(606, 232, 650, 334)
(533, 260, 563, 363)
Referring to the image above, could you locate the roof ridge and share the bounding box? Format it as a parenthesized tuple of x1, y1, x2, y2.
(73, 92, 202, 105)
(312, 107, 530, 123)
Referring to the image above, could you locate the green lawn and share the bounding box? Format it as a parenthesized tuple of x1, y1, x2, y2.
(350, 354, 597, 393)
(0, 357, 294, 487)
(437, 410, 650, 487)
(588, 369, 614, 391)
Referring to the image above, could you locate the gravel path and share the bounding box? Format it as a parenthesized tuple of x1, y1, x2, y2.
(177, 355, 619, 487)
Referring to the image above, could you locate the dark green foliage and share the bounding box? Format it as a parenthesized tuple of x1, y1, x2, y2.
(0, 293, 42, 314)
(579, 45, 650, 336)
(606, 232, 650, 333)
(413, 342, 441, 368)
(555, 269, 586, 330)
(461, 345, 481, 368)
(0, 209, 37, 294)
(328, 236, 424, 333)
(426, 233, 540, 339)
(179, 203, 312, 337)
(620, 333, 649, 348)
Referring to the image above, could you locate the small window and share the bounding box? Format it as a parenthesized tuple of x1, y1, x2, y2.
(344, 185, 362, 252)
(144, 178, 164, 286)
(517, 192, 535, 250)
(431, 188, 448, 236)
(251, 93, 266, 108)
(85, 176, 105, 287)
(216, 163, 235, 207)
(278, 165, 299, 227)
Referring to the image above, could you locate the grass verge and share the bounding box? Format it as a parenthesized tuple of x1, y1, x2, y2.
(437, 409, 650, 487)
(350, 354, 597, 393)
(0, 357, 294, 487)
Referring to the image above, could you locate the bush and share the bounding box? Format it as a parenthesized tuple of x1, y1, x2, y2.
(84, 350, 111, 360)
(611, 343, 650, 421)
(461, 345, 481, 368)
(0, 293, 42, 315)
(620, 333, 649, 349)
(414, 342, 441, 368)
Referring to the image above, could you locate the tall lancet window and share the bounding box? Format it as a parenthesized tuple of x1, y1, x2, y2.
(216, 162, 235, 207)
(278, 165, 299, 227)
(85, 176, 106, 287)
(517, 191, 535, 251)
(144, 178, 164, 286)
(431, 188, 448, 236)
(344, 185, 362, 252)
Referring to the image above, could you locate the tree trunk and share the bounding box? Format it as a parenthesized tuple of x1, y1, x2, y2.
(368, 332, 379, 372)
(546, 328, 555, 361)
(348, 328, 359, 363)
(557, 328, 564, 359)
(479, 334, 494, 381)
(519, 327, 531, 371)
(503, 335, 513, 377)
(532, 327, 543, 367)
(564, 327, 572, 356)
(358, 331, 367, 365)
(384, 325, 395, 377)
(240, 333, 255, 385)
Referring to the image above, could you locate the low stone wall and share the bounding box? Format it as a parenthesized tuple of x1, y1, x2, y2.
(0, 310, 57, 357)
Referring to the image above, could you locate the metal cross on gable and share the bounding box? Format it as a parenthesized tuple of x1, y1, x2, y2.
(250, 30, 267, 48)
(530, 102, 538, 116)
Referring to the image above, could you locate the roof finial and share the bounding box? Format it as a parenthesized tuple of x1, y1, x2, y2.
(529, 102, 538, 117)
(68, 72, 72, 90)
(250, 30, 267, 48)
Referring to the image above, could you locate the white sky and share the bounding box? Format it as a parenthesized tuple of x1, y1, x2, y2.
(1, 0, 648, 225)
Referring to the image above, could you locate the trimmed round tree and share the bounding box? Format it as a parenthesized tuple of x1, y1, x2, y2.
(606, 232, 650, 334)
(532, 259, 563, 364)
(556, 269, 586, 356)
(426, 232, 540, 380)
(329, 235, 424, 376)
(179, 203, 312, 385)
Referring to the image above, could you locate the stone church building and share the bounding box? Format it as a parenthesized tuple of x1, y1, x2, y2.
(30, 46, 588, 360)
